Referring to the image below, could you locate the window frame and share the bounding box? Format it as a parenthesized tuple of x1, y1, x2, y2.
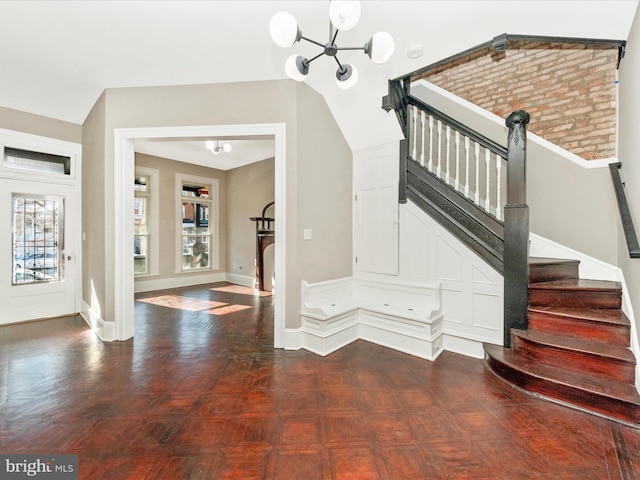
(134, 166, 159, 277)
(175, 173, 219, 274)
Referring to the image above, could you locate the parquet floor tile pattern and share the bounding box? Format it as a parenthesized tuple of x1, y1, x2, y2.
(2, 282, 640, 479)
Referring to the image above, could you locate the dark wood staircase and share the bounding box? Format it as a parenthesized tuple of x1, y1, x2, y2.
(485, 257, 640, 426)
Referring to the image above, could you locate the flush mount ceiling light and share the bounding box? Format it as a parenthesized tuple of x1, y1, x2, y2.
(205, 140, 232, 155)
(269, 1, 395, 90)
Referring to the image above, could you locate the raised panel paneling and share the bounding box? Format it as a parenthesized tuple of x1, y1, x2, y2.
(441, 289, 463, 324)
(400, 207, 435, 280)
(471, 292, 501, 330)
(472, 265, 494, 285)
(355, 186, 398, 275)
(436, 237, 463, 281)
(401, 201, 503, 346)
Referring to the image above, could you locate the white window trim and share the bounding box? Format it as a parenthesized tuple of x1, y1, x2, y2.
(175, 172, 219, 274)
(134, 166, 159, 277)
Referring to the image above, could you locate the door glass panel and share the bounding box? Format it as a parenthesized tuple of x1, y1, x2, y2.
(12, 195, 63, 285)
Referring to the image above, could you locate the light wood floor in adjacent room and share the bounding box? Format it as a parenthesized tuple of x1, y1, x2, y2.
(1, 282, 640, 479)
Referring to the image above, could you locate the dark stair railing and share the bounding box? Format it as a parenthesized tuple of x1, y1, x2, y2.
(610, 162, 640, 259)
(503, 111, 530, 346)
(384, 78, 530, 347)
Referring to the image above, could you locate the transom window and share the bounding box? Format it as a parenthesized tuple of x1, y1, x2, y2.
(4, 147, 71, 176)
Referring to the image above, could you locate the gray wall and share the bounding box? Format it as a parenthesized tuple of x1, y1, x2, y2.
(0, 105, 81, 144)
(82, 79, 352, 330)
(618, 7, 640, 346)
(226, 158, 275, 284)
(81, 93, 106, 318)
(296, 83, 353, 283)
(135, 152, 228, 280)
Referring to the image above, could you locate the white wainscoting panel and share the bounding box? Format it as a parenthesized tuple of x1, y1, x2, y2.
(401, 201, 503, 351)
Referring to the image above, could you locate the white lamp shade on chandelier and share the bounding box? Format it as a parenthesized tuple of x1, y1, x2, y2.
(285, 54, 308, 82)
(205, 140, 232, 155)
(269, 11, 299, 48)
(328, 0, 361, 31)
(366, 32, 395, 64)
(336, 64, 358, 89)
(269, 1, 394, 89)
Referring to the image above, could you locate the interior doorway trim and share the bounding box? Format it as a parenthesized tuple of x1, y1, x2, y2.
(113, 123, 286, 347)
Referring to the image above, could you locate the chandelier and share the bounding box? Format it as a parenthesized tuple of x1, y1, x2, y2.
(269, 1, 395, 89)
(205, 140, 232, 155)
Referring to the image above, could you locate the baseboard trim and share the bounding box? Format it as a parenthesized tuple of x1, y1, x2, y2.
(225, 272, 256, 288)
(134, 272, 227, 293)
(80, 300, 114, 341)
(442, 332, 488, 359)
(298, 308, 446, 360)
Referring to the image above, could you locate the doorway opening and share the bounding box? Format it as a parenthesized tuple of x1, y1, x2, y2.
(113, 123, 286, 346)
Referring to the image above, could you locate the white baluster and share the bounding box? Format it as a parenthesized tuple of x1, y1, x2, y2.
(420, 110, 426, 167)
(437, 120, 442, 178)
(485, 148, 491, 213)
(428, 115, 434, 172)
(496, 156, 503, 221)
(454, 131, 460, 191)
(445, 125, 451, 184)
(464, 136, 470, 198)
(412, 106, 418, 160)
(474, 142, 480, 205)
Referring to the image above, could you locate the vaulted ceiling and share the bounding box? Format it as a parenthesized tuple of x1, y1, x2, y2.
(1, 1, 637, 156)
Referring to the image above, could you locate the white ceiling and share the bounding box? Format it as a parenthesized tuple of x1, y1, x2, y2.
(135, 137, 275, 171)
(0, 1, 637, 164)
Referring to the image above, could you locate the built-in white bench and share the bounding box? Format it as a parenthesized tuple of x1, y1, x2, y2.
(300, 277, 444, 360)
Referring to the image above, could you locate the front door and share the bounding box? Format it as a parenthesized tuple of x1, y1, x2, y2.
(0, 179, 79, 325)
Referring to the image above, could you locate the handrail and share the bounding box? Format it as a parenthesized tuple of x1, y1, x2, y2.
(609, 163, 640, 258)
(385, 74, 531, 347)
(401, 80, 509, 222)
(407, 95, 507, 159)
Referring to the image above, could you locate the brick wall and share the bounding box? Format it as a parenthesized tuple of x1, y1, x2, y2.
(415, 42, 618, 160)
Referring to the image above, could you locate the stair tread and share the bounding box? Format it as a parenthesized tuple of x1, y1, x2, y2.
(484, 343, 640, 403)
(528, 306, 630, 327)
(528, 257, 580, 266)
(512, 329, 635, 364)
(529, 278, 622, 292)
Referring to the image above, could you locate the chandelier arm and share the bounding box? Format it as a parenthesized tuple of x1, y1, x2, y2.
(300, 36, 326, 48)
(306, 52, 326, 64)
(333, 55, 344, 69)
(335, 46, 366, 51)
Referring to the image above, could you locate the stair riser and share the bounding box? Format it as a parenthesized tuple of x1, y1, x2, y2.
(528, 311, 630, 347)
(511, 334, 635, 384)
(486, 355, 640, 425)
(529, 289, 621, 309)
(529, 263, 579, 284)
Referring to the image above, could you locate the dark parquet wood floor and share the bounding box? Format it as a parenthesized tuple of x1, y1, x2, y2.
(2, 282, 640, 479)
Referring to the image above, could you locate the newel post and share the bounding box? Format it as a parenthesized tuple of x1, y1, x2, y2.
(503, 110, 530, 348)
(383, 77, 410, 203)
